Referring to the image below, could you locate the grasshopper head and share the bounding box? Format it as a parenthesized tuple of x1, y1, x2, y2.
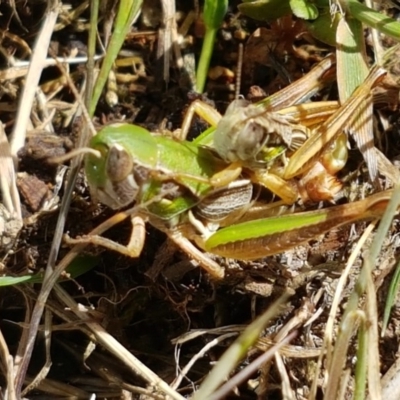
(214, 99, 283, 165)
(214, 99, 265, 163)
(85, 142, 139, 209)
(214, 100, 308, 167)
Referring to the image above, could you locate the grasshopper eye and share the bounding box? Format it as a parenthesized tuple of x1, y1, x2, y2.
(106, 144, 134, 182)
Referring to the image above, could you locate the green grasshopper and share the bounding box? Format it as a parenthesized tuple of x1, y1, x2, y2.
(78, 121, 394, 280)
(74, 58, 392, 279)
(83, 123, 255, 279)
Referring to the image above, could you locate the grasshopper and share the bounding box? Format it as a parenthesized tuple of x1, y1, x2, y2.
(183, 58, 386, 204)
(215, 64, 386, 202)
(82, 123, 255, 279)
(71, 58, 392, 279)
(76, 121, 394, 280)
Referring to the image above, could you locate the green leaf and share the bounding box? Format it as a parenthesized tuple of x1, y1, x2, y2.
(290, 0, 318, 20)
(305, 10, 339, 46)
(238, 0, 292, 21)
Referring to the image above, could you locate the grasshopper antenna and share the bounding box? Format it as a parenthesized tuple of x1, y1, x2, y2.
(48, 147, 102, 164)
(235, 43, 244, 100)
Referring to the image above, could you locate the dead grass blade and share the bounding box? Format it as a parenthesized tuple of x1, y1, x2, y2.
(0, 328, 16, 400)
(158, 0, 180, 84)
(210, 333, 295, 400)
(53, 284, 185, 399)
(323, 186, 400, 399)
(0, 123, 21, 220)
(310, 220, 377, 400)
(9, 2, 60, 162)
(364, 186, 400, 398)
(380, 355, 400, 400)
(21, 310, 53, 397)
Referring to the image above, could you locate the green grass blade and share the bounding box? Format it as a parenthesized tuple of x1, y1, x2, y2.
(192, 293, 289, 399)
(368, 186, 400, 265)
(336, 14, 377, 181)
(193, 126, 216, 147)
(345, 0, 400, 41)
(0, 255, 98, 287)
(90, 0, 143, 116)
(196, 28, 217, 93)
(336, 15, 368, 102)
(196, 0, 228, 93)
(382, 259, 400, 335)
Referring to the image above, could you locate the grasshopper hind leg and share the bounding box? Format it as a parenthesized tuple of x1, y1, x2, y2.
(166, 228, 225, 279)
(65, 215, 226, 280)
